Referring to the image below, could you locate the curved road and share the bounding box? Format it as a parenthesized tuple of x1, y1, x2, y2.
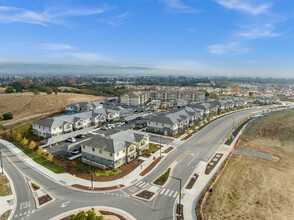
(0, 108, 261, 220)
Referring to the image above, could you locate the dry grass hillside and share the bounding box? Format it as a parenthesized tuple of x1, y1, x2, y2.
(202, 110, 294, 220)
(0, 92, 105, 127)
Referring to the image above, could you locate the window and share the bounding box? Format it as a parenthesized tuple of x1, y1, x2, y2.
(99, 150, 102, 154)
(123, 149, 125, 153)
(83, 146, 85, 149)
(92, 148, 95, 152)
(117, 152, 119, 156)
(110, 153, 113, 157)
(162, 123, 164, 126)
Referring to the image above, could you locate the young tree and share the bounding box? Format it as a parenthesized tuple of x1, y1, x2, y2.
(16, 133, 22, 142)
(47, 154, 53, 162)
(36, 147, 43, 155)
(5, 130, 11, 137)
(192, 124, 196, 130)
(186, 128, 191, 134)
(28, 141, 36, 150)
(21, 138, 28, 147)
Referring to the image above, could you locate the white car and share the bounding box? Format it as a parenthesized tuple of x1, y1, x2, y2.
(66, 137, 76, 142)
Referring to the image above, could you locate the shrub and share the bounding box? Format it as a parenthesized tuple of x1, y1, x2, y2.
(2, 112, 13, 120)
(192, 125, 196, 130)
(154, 168, 171, 186)
(108, 171, 115, 176)
(69, 209, 104, 220)
(5, 86, 14, 93)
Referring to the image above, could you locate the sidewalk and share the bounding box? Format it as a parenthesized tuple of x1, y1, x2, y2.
(0, 139, 173, 191)
(181, 122, 247, 220)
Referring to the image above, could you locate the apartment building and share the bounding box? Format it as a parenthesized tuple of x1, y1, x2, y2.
(120, 91, 149, 106)
(81, 130, 150, 169)
(66, 100, 103, 112)
(150, 90, 205, 104)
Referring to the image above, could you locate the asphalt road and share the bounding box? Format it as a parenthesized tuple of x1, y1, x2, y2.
(0, 108, 262, 220)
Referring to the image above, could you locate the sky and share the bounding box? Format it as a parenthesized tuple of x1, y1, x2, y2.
(0, 0, 294, 77)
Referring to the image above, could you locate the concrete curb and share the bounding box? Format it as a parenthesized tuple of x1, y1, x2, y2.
(49, 206, 137, 220)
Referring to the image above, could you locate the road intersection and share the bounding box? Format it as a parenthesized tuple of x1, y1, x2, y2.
(0, 108, 261, 220)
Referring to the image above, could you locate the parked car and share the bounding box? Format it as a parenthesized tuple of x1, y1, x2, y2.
(76, 133, 86, 138)
(70, 150, 80, 155)
(66, 137, 76, 142)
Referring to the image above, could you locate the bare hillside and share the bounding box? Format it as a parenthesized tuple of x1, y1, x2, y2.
(0, 92, 105, 127)
(202, 110, 294, 220)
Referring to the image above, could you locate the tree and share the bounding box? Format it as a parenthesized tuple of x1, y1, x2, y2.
(11, 130, 17, 139)
(32, 89, 40, 95)
(28, 141, 36, 150)
(69, 209, 104, 220)
(197, 122, 202, 127)
(16, 133, 22, 142)
(5, 86, 14, 93)
(2, 112, 13, 120)
(45, 87, 53, 95)
(227, 133, 231, 140)
(36, 147, 43, 155)
(47, 154, 53, 162)
(186, 128, 191, 134)
(21, 138, 28, 147)
(192, 124, 196, 130)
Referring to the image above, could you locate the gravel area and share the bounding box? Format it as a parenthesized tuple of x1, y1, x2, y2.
(233, 148, 274, 161)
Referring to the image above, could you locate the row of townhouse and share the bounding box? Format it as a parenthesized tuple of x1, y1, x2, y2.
(32, 108, 120, 138)
(146, 98, 247, 136)
(149, 90, 205, 104)
(255, 97, 280, 105)
(120, 91, 149, 106)
(65, 100, 103, 112)
(81, 129, 150, 169)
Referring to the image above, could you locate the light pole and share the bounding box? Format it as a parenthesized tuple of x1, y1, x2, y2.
(171, 176, 182, 217)
(90, 161, 93, 189)
(0, 149, 3, 175)
(227, 116, 235, 131)
(159, 135, 162, 159)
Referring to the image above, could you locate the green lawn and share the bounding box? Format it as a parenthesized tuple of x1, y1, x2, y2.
(14, 124, 31, 137)
(149, 143, 160, 153)
(95, 168, 121, 177)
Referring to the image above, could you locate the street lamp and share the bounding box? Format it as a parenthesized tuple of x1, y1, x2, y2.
(159, 135, 162, 159)
(227, 116, 235, 131)
(90, 161, 93, 189)
(0, 149, 3, 175)
(170, 176, 182, 217)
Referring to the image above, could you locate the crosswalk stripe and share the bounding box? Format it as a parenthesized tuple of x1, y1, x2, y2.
(135, 181, 143, 186)
(138, 182, 145, 187)
(168, 190, 174, 197)
(173, 191, 178, 198)
(164, 189, 170, 196)
(142, 183, 149, 188)
(160, 189, 166, 194)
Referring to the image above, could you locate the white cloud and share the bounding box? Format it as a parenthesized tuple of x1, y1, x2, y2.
(236, 29, 281, 38)
(236, 24, 285, 39)
(37, 43, 74, 50)
(208, 42, 249, 55)
(215, 0, 270, 15)
(0, 5, 112, 25)
(160, 0, 198, 13)
(99, 12, 130, 26)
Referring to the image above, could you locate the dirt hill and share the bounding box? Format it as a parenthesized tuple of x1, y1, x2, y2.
(202, 110, 294, 220)
(0, 92, 105, 128)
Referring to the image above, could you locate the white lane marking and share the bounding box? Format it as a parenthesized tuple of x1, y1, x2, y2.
(164, 189, 170, 196)
(160, 189, 166, 194)
(60, 201, 71, 208)
(142, 182, 149, 188)
(138, 182, 146, 187)
(168, 190, 174, 197)
(173, 191, 178, 198)
(187, 153, 199, 166)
